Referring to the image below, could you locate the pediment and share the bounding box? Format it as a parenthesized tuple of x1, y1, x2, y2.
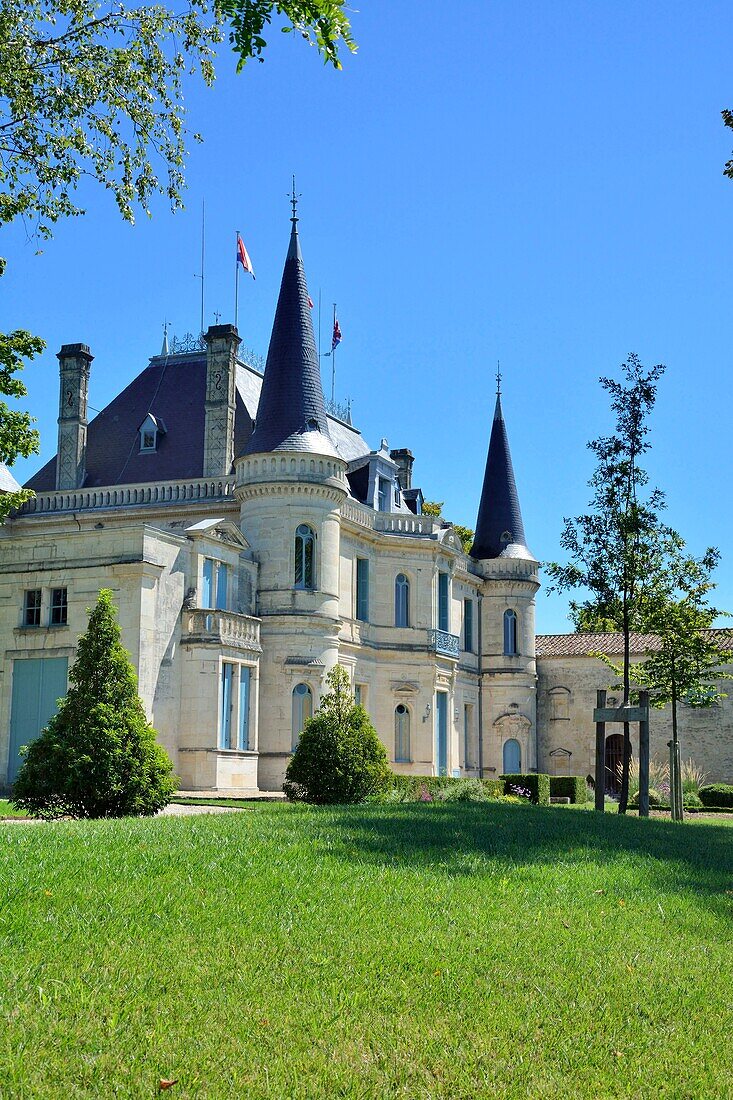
(186, 517, 250, 550)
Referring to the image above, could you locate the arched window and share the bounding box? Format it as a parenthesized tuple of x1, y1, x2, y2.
(395, 704, 411, 763)
(503, 609, 518, 655)
(294, 524, 315, 589)
(503, 738, 521, 773)
(395, 573, 410, 627)
(291, 683, 313, 749)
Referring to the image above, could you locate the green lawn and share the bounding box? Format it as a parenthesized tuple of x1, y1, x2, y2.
(0, 798, 27, 818)
(1, 803, 732, 1098)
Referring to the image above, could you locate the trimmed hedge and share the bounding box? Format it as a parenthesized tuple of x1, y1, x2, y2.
(500, 773, 551, 806)
(699, 784, 733, 808)
(390, 775, 505, 799)
(549, 776, 587, 805)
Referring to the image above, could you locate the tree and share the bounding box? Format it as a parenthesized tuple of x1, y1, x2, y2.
(724, 109, 733, 180)
(0, 323, 42, 518)
(422, 502, 474, 554)
(546, 353, 670, 814)
(597, 547, 733, 820)
(12, 589, 176, 818)
(283, 665, 390, 804)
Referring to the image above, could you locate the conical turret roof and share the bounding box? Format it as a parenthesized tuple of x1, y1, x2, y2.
(470, 394, 533, 560)
(243, 220, 337, 457)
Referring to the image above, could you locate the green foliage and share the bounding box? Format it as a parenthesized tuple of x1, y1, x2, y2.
(284, 665, 390, 804)
(549, 775, 587, 804)
(631, 788, 663, 808)
(724, 108, 733, 180)
(219, 0, 356, 72)
(681, 758, 707, 796)
(12, 590, 175, 819)
(500, 773, 551, 806)
(683, 791, 703, 809)
(386, 776, 505, 802)
(699, 784, 733, 808)
(0, 327, 41, 517)
(421, 500, 442, 517)
(452, 524, 475, 555)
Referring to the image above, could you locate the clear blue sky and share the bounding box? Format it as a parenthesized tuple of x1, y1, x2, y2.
(4, 1, 732, 633)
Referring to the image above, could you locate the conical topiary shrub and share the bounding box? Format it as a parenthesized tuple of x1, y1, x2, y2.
(12, 589, 176, 819)
(284, 664, 390, 804)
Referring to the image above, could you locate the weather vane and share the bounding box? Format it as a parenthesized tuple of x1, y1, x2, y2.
(496, 360, 502, 397)
(289, 174, 300, 223)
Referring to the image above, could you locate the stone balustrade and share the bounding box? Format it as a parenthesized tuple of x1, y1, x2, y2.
(182, 608, 262, 652)
(20, 477, 237, 515)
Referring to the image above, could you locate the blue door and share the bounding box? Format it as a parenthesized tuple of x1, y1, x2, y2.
(238, 667, 250, 750)
(436, 692, 448, 776)
(8, 657, 68, 783)
(503, 738, 522, 773)
(220, 663, 234, 749)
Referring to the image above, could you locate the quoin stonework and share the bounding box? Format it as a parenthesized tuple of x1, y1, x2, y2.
(2, 216, 731, 794)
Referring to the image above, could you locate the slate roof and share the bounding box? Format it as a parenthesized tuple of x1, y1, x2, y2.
(25, 352, 369, 492)
(244, 221, 337, 458)
(536, 630, 733, 657)
(470, 394, 533, 560)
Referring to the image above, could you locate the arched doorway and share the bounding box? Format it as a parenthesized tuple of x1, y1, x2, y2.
(605, 733, 625, 794)
(502, 738, 521, 773)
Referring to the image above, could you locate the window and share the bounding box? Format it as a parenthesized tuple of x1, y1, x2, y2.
(50, 588, 68, 626)
(23, 589, 42, 627)
(463, 598, 474, 652)
(503, 738, 521, 773)
(377, 477, 391, 512)
(356, 558, 369, 622)
(215, 563, 228, 610)
(138, 413, 164, 453)
(437, 572, 449, 632)
(202, 558, 229, 610)
(141, 429, 156, 451)
(202, 558, 214, 607)
(295, 524, 315, 589)
(395, 573, 409, 627)
(463, 704, 473, 769)
(220, 663, 235, 749)
(394, 479, 401, 507)
(395, 704, 411, 763)
(503, 609, 518, 655)
(238, 667, 251, 750)
(292, 683, 313, 749)
(354, 683, 366, 709)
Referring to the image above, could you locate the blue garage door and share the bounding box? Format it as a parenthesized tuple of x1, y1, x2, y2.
(8, 657, 68, 783)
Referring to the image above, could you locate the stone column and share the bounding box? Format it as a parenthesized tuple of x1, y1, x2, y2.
(56, 343, 93, 490)
(203, 324, 240, 477)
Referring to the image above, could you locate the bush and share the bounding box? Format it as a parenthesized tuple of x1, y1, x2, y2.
(683, 791, 703, 809)
(630, 788, 663, 808)
(699, 784, 733, 808)
(681, 758, 706, 797)
(500, 773, 551, 805)
(12, 590, 175, 819)
(387, 776, 505, 801)
(549, 776, 587, 804)
(284, 666, 390, 804)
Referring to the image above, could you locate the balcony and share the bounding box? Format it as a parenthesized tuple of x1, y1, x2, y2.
(429, 628, 460, 659)
(182, 609, 261, 653)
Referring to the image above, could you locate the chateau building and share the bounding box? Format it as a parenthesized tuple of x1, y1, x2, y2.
(1, 215, 731, 793)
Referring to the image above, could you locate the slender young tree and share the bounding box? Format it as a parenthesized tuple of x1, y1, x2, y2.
(546, 353, 669, 813)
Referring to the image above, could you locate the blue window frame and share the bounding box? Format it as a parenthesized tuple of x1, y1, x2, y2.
(395, 573, 409, 627)
(295, 525, 315, 589)
(215, 563, 228, 610)
(378, 477, 390, 512)
(463, 597, 474, 652)
(238, 666, 251, 750)
(504, 609, 518, 655)
(436, 692, 448, 776)
(202, 558, 214, 608)
(463, 704, 472, 768)
(292, 683, 313, 749)
(438, 572, 449, 632)
(356, 558, 369, 622)
(220, 662, 234, 749)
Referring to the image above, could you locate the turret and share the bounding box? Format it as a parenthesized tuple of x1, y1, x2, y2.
(56, 343, 92, 490)
(471, 383, 539, 777)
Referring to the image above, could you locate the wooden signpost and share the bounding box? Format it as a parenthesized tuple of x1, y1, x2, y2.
(593, 689, 651, 815)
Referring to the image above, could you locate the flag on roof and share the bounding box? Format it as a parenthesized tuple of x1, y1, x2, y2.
(236, 234, 255, 279)
(332, 316, 342, 351)
(308, 295, 314, 309)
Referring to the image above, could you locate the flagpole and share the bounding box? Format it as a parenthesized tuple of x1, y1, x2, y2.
(200, 198, 206, 334)
(331, 302, 336, 403)
(318, 289, 322, 364)
(235, 231, 240, 331)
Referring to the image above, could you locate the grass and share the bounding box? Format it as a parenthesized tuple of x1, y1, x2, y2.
(1, 803, 732, 1098)
(0, 798, 27, 818)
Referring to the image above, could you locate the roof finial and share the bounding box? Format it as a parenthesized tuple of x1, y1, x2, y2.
(290, 175, 300, 224)
(161, 321, 169, 357)
(496, 359, 502, 397)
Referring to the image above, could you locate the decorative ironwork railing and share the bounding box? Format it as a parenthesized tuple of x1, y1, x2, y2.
(325, 397, 352, 424)
(19, 477, 237, 515)
(169, 331, 206, 354)
(429, 628, 460, 658)
(182, 609, 261, 652)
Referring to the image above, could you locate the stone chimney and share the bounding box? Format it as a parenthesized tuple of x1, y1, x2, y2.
(56, 343, 92, 490)
(390, 448, 414, 491)
(203, 324, 240, 477)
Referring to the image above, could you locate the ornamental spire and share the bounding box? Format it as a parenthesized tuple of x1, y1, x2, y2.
(470, 386, 532, 560)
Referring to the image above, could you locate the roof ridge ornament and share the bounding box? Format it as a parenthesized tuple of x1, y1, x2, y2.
(290, 174, 300, 225)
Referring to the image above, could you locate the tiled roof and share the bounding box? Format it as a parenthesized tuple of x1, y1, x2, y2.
(536, 630, 733, 657)
(26, 353, 370, 493)
(470, 394, 533, 561)
(243, 221, 337, 458)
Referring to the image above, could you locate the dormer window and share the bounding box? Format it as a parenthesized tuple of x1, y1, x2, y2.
(138, 413, 166, 453)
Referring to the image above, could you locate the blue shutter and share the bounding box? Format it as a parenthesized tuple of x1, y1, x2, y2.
(202, 558, 214, 607)
(356, 559, 369, 622)
(220, 663, 233, 749)
(238, 667, 250, 750)
(436, 692, 448, 776)
(216, 563, 228, 610)
(464, 598, 473, 652)
(438, 573, 449, 632)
